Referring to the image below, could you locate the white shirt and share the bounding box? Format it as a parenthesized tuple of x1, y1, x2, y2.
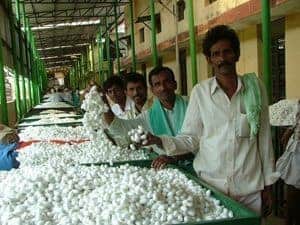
(111, 97, 136, 120)
(160, 76, 279, 197)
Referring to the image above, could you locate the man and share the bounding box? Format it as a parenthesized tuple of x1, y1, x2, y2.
(103, 66, 189, 152)
(146, 25, 278, 214)
(124, 72, 153, 114)
(103, 76, 136, 119)
(0, 124, 20, 170)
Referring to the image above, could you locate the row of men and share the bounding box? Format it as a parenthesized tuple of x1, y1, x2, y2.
(100, 25, 277, 217)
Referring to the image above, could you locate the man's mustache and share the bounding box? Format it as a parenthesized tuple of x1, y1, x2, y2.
(218, 61, 232, 68)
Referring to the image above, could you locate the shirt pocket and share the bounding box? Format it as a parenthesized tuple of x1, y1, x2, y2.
(236, 113, 251, 138)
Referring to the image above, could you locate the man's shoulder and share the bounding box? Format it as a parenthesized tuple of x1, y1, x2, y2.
(192, 77, 215, 93)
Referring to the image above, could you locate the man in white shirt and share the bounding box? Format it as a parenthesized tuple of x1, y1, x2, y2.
(103, 66, 189, 152)
(146, 25, 278, 215)
(124, 72, 153, 115)
(103, 76, 136, 119)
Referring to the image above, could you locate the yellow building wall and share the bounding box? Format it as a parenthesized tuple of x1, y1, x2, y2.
(236, 25, 260, 76)
(285, 13, 300, 99)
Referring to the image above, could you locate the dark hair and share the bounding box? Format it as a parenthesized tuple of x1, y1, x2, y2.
(148, 66, 175, 86)
(202, 25, 240, 59)
(103, 75, 124, 92)
(124, 72, 147, 89)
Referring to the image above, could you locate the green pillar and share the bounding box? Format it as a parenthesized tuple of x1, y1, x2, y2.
(187, 0, 198, 86)
(105, 15, 113, 76)
(97, 31, 104, 84)
(261, 0, 272, 102)
(16, 0, 28, 113)
(24, 16, 34, 106)
(114, 1, 121, 75)
(129, 0, 136, 72)
(0, 37, 9, 125)
(149, 0, 158, 67)
(8, 0, 22, 118)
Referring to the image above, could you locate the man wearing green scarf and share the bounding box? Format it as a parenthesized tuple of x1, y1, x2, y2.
(145, 25, 278, 216)
(103, 66, 189, 156)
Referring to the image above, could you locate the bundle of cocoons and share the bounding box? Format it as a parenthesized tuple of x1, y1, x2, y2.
(128, 126, 148, 150)
(18, 126, 89, 142)
(269, 99, 298, 126)
(0, 164, 233, 225)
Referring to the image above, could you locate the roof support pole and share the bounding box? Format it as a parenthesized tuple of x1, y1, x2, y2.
(149, 0, 158, 67)
(129, 0, 136, 72)
(187, 0, 198, 86)
(0, 36, 9, 125)
(21, 2, 32, 108)
(16, 0, 28, 113)
(8, 0, 22, 119)
(114, 1, 121, 75)
(261, 0, 272, 102)
(97, 31, 104, 85)
(104, 15, 112, 77)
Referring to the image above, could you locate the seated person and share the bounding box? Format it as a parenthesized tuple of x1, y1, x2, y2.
(103, 76, 136, 120)
(0, 124, 20, 170)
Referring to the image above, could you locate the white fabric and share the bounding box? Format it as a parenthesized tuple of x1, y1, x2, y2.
(235, 191, 261, 214)
(276, 134, 300, 189)
(111, 97, 136, 120)
(160, 76, 279, 197)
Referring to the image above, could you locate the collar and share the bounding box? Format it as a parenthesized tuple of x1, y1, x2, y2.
(210, 75, 244, 96)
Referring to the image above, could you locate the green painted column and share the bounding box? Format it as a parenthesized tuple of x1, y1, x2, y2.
(24, 16, 34, 107)
(149, 0, 158, 67)
(8, 0, 22, 118)
(261, 0, 272, 102)
(105, 15, 113, 77)
(0, 37, 9, 125)
(114, 1, 121, 75)
(129, 0, 136, 72)
(187, 0, 198, 86)
(97, 32, 104, 84)
(16, 0, 28, 113)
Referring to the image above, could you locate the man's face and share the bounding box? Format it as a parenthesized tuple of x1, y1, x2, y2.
(207, 39, 238, 76)
(106, 84, 126, 104)
(126, 81, 147, 106)
(150, 71, 177, 102)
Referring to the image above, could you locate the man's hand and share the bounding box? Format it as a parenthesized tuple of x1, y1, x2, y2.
(3, 133, 19, 145)
(142, 133, 163, 148)
(261, 185, 273, 217)
(151, 155, 175, 170)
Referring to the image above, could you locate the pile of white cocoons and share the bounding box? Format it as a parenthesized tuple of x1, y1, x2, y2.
(0, 164, 233, 225)
(269, 99, 299, 126)
(18, 126, 89, 141)
(17, 140, 148, 167)
(128, 126, 148, 150)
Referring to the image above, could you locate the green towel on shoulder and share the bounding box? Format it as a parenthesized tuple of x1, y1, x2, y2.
(241, 73, 262, 137)
(148, 95, 188, 136)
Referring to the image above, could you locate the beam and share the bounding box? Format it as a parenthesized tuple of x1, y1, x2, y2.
(13, 0, 129, 4)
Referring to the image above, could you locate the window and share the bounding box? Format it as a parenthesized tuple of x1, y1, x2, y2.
(177, 0, 185, 21)
(139, 28, 145, 43)
(156, 14, 161, 33)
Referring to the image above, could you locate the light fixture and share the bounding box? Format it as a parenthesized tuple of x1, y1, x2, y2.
(31, 19, 101, 31)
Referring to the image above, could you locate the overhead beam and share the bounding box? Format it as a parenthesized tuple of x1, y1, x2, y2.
(12, 0, 129, 4)
(25, 7, 117, 18)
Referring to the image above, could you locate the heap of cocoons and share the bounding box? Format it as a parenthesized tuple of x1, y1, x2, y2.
(19, 126, 89, 141)
(0, 164, 233, 225)
(17, 140, 148, 167)
(269, 99, 299, 126)
(18, 117, 82, 126)
(34, 102, 74, 109)
(24, 112, 78, 120)
(128, 125, 148, 150)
